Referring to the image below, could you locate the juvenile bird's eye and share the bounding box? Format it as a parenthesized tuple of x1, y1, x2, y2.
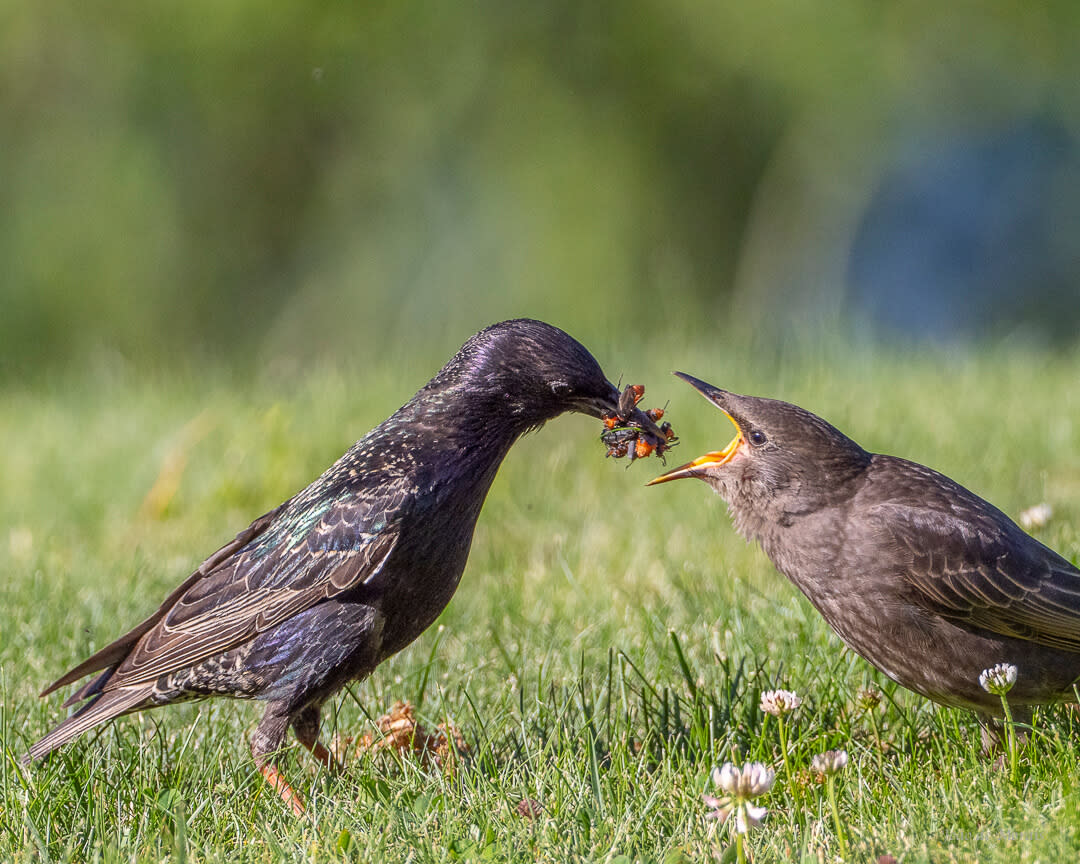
(748, 429, 768, 447)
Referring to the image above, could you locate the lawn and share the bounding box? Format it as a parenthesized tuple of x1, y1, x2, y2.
(3, 333, 1080, 862)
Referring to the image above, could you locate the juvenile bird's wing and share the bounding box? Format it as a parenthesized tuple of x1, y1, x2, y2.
(51, 480, 407, 701)
(869, 496, 1080, 652)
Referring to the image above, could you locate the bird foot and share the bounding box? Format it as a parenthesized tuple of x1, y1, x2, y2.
(259, 763, 307, 817)
(304, 739, 340, 773)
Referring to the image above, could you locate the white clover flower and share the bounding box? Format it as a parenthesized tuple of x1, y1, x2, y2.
(703, 762, 774, 833)
(856, 686, 882, 711)
(760, 689, 803, 717)
(701, 798, 768, 833)
(979, 663, 1018, 696)
(712, 799, 764, 833)
(1018, 503, 1053, 531)
(811, 749, 849, 776)
(714, 762, 740, 796)
(735, 802, 768, 833)
(712, 762, 776, 799)
(701, 792, 731, 822)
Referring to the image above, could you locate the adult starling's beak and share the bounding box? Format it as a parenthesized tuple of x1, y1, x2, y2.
(647, 372, 742, 485)
(579, 382, 667, 441)
(582, 382, 623, 417)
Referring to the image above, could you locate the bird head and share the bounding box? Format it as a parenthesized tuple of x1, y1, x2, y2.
(648, 373, 870, 532)
(438, 319, 660, 433)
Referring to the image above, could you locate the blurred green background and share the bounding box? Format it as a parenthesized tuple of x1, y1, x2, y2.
(4, 0, 1080, 383)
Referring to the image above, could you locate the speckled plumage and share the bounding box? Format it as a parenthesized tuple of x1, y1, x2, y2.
(28, 319, 649, 810)
(652, 373, 1080, 729)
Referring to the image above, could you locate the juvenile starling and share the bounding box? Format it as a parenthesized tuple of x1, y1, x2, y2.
(28, 319, 663, 814)
(650, 373, 1080, 732)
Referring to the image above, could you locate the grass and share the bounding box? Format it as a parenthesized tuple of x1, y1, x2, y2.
(2, 333, 1080, 862)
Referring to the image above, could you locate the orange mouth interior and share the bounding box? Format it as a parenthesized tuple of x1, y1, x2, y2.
(647, 411, 742, 485)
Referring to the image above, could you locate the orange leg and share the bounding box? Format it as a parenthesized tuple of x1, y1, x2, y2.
(251, 703, 343, 816)
(259, 762, 307, 817)
(293, 705, 341, 773)
(302, 739, 336, 771)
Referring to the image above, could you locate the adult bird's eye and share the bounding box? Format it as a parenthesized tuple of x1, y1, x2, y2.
(550, 381, 572, 397)
(748, 429, 768, 447)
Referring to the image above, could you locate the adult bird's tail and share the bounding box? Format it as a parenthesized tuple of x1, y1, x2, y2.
(23, 686, 150, 764)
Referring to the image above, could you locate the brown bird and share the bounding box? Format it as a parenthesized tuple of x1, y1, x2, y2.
(649, 372, 1080, 735)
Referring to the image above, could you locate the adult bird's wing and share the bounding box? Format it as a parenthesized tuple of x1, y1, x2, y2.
(869, 499, 1080, 652)
(47, 483, 404, 702)
(41, 499, 293, 699)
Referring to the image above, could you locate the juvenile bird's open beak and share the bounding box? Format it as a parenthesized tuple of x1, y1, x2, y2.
(647, 372, 742, 485)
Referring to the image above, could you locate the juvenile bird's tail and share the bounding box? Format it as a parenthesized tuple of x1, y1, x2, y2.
(23, 687, 150, 765)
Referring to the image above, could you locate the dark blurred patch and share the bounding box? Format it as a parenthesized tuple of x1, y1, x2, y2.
(849, 117, 1080, 345)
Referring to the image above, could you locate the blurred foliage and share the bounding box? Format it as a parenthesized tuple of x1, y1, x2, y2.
(2, 0, 1080, 381)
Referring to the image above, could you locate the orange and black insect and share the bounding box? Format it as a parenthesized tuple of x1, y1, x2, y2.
(602, 426, 639, 459)
(599, 384, 677, 464)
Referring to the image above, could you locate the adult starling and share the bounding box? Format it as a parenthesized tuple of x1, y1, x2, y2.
(28, 319, 663, 814)
(650, 373, 1080, 732)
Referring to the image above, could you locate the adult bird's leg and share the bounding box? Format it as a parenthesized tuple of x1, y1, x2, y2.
(292, 705, 339, 772)
(252, 703, 307, 817)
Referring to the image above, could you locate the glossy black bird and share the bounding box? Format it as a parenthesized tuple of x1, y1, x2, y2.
(650, 373, 1080, 735)
(28, 319, 663, 813)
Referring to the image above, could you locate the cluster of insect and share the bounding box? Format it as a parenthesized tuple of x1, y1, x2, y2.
(600, 384, 678, 463)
